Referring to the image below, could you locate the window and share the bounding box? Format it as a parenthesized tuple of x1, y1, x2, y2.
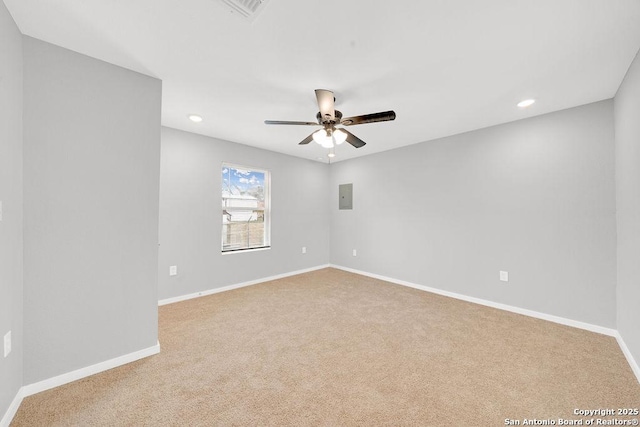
(222, 164, 270, 252)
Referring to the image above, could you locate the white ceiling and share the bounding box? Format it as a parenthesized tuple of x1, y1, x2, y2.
(5, 0, 640, 163)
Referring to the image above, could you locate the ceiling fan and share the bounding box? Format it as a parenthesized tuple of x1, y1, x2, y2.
(264, 89, 396, 154)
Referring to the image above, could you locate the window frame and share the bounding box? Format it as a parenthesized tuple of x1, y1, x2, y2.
(221, 162, 271, 253)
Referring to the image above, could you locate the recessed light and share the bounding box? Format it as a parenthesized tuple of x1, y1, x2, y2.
(517, 99, 535, 108)
(327, 152, 336, 158)
(188, 114, 203, 123)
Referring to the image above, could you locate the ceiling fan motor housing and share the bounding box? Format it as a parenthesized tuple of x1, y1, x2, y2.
(317, 110, 342, 126)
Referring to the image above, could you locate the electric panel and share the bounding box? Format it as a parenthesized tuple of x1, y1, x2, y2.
(339, 184, 353, 210)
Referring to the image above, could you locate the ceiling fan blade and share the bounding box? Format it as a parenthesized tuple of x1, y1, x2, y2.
(315, 89, 335, 122)
(298, 132, 315, 145)
(341, 110, 396, 126)
(265, 120, 320, 126)
(341, 128, 366, 148)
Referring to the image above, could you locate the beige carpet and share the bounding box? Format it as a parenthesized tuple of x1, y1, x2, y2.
(11, 268, 640, 426)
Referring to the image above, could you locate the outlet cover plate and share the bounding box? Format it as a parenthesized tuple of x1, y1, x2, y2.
(500, 271, 509, 282)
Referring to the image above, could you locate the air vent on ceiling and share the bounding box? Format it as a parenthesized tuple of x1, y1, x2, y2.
(219, 0, 270, 22)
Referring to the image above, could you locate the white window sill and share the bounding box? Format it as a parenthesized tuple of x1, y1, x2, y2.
(222, 246, 271, 255)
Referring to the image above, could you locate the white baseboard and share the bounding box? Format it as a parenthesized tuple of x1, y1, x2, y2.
(615, 332, 640, 384)
(330, 264, 640, 383)
(2, 265, 328, 425)
(21, 341, 160, 397)
(0, 387, 25, 427)
(158, 264, 331, 306)
(330, 264, 618, 337)
(3, 264, 637, 427)
(0, 341, 160, 427)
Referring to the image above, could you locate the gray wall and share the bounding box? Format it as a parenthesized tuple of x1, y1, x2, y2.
(158, 127, 330, 300)
(22, 37, 162, 384)
(0, 17, 632, 423)
(330, 100, 617, 328)
(615, 49, 640, 366)
(0, 1, 24, 418)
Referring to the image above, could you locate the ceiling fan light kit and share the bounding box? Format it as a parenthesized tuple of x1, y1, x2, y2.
(332, 129, 347, 145)
(312, 128, 347, 148)
(265, 89, 396, 158)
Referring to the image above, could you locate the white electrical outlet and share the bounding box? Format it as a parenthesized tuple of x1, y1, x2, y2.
(4, 331, 11, 358)
(169, 265, 177, 276)
(352, 249, 357, 257)
(500, 271, 509, 282)
(302, 246, 306, 254)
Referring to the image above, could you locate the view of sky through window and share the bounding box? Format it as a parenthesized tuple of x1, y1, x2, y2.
(222, 166, 265, 202)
